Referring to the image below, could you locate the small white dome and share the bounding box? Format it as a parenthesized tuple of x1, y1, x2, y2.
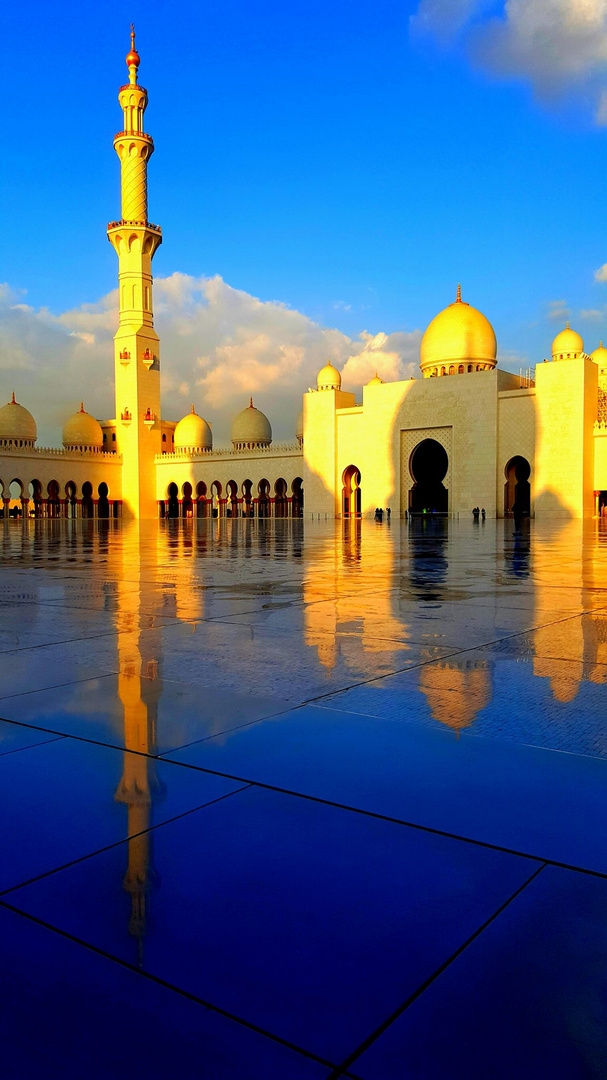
(62, 404, 103, 448)
(0, 394, 37, 444)
(174, 406, 212, 450)
(231, 399, 272, 448)
(317, 362, 341, 391)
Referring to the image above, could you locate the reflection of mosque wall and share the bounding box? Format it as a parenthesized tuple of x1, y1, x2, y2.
(418, 659, 492, 731)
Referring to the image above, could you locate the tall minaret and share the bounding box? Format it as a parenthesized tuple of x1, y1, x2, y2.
(107, 27, 162, 519)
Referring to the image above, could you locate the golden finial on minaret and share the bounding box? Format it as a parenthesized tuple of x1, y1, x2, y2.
(456, 283, 462, 303)
(249, 397, 254, 408)
(126, 23, 140, 84)
(11, 391, 15, 404)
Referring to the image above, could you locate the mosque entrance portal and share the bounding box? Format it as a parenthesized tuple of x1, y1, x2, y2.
(409, 439, 448, 514)
(504, 456, 531, 517)
(342, 465, 361, 518)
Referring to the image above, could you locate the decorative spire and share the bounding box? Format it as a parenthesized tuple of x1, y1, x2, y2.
(191, 404, 195, 414)
(80, 402, 85, 413)
(456, 283, 462, 303)
(126, 23, 140, 84)
(11, 391, 15, 404)
(249, 397, 254, 408)
(566, 320, 570, 329)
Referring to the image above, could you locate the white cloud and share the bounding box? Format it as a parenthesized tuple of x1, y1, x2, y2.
(547, 298, 570, 322)
(580, 306, 605, 318)
(0, 273, 422, 446)
(595, 263, 607, 281)
(411, 0, 607, 121)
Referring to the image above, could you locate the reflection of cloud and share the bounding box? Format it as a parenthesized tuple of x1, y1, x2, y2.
(0, 273, 422, 446)
(412, 0, 607, 122)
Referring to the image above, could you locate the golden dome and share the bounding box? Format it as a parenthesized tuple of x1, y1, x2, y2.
(62, 403, 103, 448)
(420, 285, 497, 374)
(317, 362, 342, 391)
(367, 372, 384, 386)
(0, 393, 37, 444)
(551, 322, 583, 361)
(231, 398, 272, 448)
(174, 406, 212, 450)
(591, 341, 607, 369)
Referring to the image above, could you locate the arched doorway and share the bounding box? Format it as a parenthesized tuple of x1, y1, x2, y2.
(167, 482, 179, 518)
(227, 480, 239, 517)
(82, 482, 94, 519)
(65, 481, 77, 518)
(98, 483, 110, 519)
(342, 465, 361, 518)
(274, 478, 288, 517)
(196, 481, 208, 518)
(409, 439, 448, 514)
(292, 477, 304, 517)
(182, 482, 193, 518)
(504, 456, 531, 517)
(258, 479, 270, 518)
(242, 479, 253, 517)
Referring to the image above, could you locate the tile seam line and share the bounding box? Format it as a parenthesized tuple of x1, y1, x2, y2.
(0, 784, 253, 898)
(328, 861, 549, 1079)
(0, 898, 337, 1073)
(0, 714, 602, 878)
(0, 671, 118, 704)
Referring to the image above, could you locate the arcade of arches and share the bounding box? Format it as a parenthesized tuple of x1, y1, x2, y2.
(161, 477, 304, 518)
(0, 479, 120, 519)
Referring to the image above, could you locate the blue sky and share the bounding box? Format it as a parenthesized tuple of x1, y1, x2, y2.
(2, 0, 607, 441)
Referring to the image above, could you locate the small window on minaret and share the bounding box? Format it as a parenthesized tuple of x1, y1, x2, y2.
(162, 433, 166, 442)
(112, 433, 116, 442)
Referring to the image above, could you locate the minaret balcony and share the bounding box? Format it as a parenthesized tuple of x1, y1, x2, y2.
(107, 219, 162, 234)
(142, 348, 156, 368)
(143, 409, 156, 428)
(121, 409, 132, 425)
(119, 349, 131, 366)
(114, 130, 154, 145)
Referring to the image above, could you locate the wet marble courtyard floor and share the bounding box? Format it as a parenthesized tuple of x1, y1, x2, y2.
(0, 515, 607, 1078)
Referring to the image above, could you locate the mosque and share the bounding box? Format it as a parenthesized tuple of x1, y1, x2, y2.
(2, 31, 607, 522)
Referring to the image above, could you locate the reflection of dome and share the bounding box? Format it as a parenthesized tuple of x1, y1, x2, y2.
(419, 659, 491, 730)
(231, 398, 272, 448)
(591, 341, 607, 370)
(174, 406, 212, 450)
(62, 403, 103, 448)
(367, 372, 384, 386)
(0, 393, 37, 446)
(420, 285, 497, 376)
(296, 410, 303, 445)
(317, 362, 341, 390)
(552, 323, 583, 361)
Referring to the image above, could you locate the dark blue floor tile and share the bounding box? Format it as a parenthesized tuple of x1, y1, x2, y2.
(7, 785, 537, 1062)
(0, 738, 243, 891)
(0, 717, 62, 755)
(0, 904, 329, 1080)
(165, 704, 607, 873)
(354, 865, 607, 1079)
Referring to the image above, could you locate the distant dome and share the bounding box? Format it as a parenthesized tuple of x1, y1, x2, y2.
(62, 403, 103, 449)
(552, 323, 583, 361)
(174, 406, 212, 450)
(317, 362, 341, 391)
(591, 341, 607, 370)
(0, 394, 37, 445)
(231, 399, 272, 448)
(420, 285, 497, 376)
(367, 372, 384, 386)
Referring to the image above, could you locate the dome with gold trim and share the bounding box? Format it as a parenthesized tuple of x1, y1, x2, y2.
(174, 406, 212, 450)
(420, 285, 497, 377)
(231, 399, 272, 449)
(62, 404, 103, 449)
(317, 362, 341, 391)
(551, 323, 583, 361)
(591, 341, 607, 370)
(0, 393, 37, 447)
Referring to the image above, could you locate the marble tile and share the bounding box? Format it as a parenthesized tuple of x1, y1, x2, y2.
(0, 904, 330, 1079)
(0, 717, 63, 756)
(7, 785, 537, 1062)
(165, 704, 607, 873)
(354, 865, 607, 1080)
(0, 737, 243, 891)
(0, 674, 284, 752)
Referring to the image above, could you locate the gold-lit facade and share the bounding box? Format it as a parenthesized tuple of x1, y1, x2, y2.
(2, 33, 607, 522)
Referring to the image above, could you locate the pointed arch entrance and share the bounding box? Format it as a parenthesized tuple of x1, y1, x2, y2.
(342, 465, 361, 518)
(409, 439, 448, 514)
(504, 456, 530, 517)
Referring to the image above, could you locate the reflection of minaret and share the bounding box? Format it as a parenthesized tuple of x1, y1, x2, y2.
(107, 27, 162, 519)
(114, 525, 165, 966)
